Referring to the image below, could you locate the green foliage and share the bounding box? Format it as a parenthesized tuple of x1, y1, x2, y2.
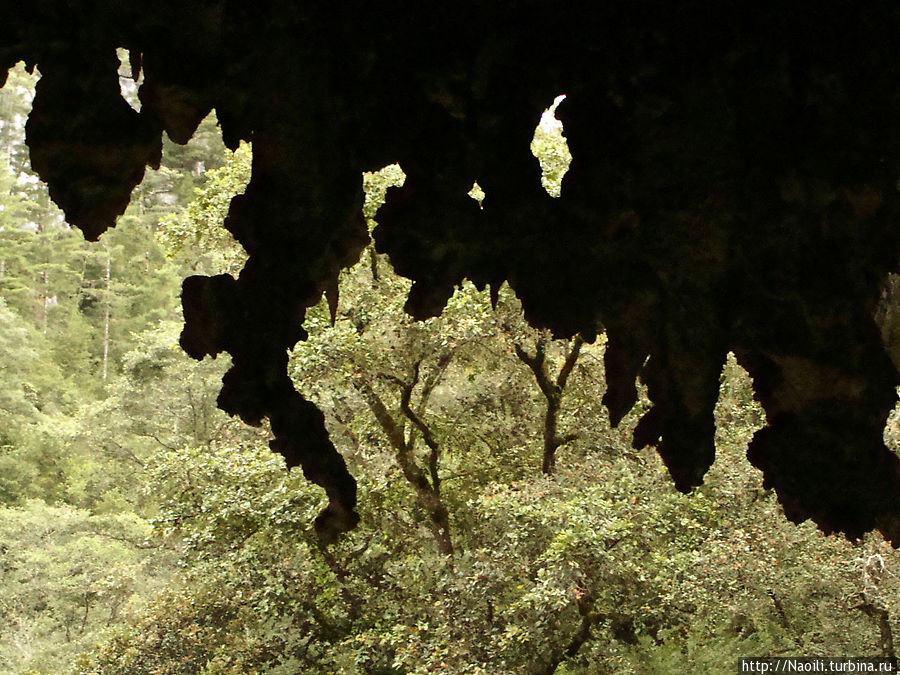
(0, 63, 37, 169)
(80, 445, 363, 674)
(531, 95, 572, 198)
(59, 320, 256, 515)
(0, 500, 159, 675)
(156, 142, 251, 276)
(363, 164, 405, 224)
(79, 253, 900, 674)
(0, 69, 252, 672)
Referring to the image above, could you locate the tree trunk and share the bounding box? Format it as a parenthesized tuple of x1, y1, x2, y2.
(536, 591, 597, 675)
(355, 375, 454, 556)
(542, 392, 563, 473)
(514, 334, 583, 474)
(101, 248, 111, 382)
(369, 246, 379, 283)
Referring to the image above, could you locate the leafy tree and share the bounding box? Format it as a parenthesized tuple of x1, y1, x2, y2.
(0, 65, 232, 510)
(0, 500, 160, 675)
(156, 141, 250, 277)
(76, 444, 361, 675)
(59, 320, 259, 515)
(77, 350, 900, 673)
(74, 226, 900, 670)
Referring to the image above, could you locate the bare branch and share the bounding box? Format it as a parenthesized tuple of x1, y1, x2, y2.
(556, 335, 584, 389)
(135, 431, 179, 452)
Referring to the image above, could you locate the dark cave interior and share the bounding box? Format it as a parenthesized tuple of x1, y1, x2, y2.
(5, 2, 900, 545)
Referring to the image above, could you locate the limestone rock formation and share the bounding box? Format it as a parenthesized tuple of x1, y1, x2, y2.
(5, 2, 900, 544)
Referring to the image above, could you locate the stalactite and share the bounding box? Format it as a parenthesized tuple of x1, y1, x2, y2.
(7, 2, 900, 545)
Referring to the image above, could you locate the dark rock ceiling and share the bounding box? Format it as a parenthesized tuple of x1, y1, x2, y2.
(5, 2, 900, 545)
